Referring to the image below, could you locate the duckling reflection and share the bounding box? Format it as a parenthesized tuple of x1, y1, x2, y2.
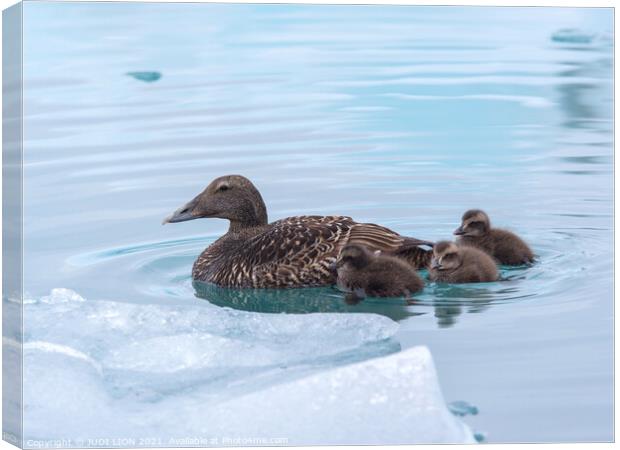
(428, 284, 498, 328)
(433, 303, 463, 328)
(193, 280, 424, 322)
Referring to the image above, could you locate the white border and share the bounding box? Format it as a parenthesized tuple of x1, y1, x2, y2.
(0, 1, 616, 450)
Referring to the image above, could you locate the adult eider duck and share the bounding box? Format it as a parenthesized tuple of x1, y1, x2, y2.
(454, 209, 534, 265)
(163, 175, 433, 288)
(428, 241, 499, 283)
(335, 244, 425, 300)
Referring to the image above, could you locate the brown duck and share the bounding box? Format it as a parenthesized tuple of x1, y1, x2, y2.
(163, 175, 433, 288)
(454, 209, 534, 265)
(335, 244, 425, 300)
(428, 241, 499, 283)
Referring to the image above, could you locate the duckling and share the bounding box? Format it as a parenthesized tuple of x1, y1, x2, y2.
(429, 241, 498, 283)
(335, 244, 424, 300)
(454, 209, 534, 265)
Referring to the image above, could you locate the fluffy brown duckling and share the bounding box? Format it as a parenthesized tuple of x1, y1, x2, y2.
(454, 209, 534, 265)
(428, 241, 499, 283)
(335, 244, 425, 300)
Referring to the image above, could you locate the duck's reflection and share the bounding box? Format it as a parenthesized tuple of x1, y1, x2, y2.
(193, 281, 424, 322)
(193, 279, 517, 327)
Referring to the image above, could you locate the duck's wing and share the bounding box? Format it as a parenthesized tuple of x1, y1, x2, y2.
(238, 216, 432, 287)
(242, 215, 356, 287)
(347, 222, 434, 251)
(347, 222, 434, 269)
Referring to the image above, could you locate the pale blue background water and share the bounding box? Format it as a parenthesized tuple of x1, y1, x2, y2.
(21, 2, 613, 443)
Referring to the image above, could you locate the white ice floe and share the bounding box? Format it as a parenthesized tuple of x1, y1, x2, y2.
(22, 289, 474, 446)
(182, 345, 476, 445)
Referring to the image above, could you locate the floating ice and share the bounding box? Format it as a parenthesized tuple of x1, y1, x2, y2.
(22, 289, 473, 446)
(126, 71, 162, 82)
(39, 287, 86, 304)
(186, 345, 477, 445)
(449, 400, 479, 417)
(474, 432, 487, 443)
(551, 28, 595, 44)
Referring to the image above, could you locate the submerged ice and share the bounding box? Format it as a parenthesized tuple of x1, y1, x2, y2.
(22, 289, 474, 446)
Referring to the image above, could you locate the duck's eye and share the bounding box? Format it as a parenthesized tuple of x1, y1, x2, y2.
(217, 185, 230, 192)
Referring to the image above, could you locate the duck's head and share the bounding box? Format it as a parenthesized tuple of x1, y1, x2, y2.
(336, 244, 374, 270)
(454, 209, 490, 237)
(430, 241, 462, 271)
(163, 175, 268, 231)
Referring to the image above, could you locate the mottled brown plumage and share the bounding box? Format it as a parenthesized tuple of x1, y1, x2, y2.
(454, 209, 534, 265)
(163, 175, 433, 288)
(429, 241, 499, 283)
(335, 244, 424, 299)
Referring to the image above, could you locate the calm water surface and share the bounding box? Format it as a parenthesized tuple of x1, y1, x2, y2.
(22, 3, 613, 443)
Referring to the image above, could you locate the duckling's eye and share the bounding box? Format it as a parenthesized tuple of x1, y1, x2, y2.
(217, 185, 230, 192)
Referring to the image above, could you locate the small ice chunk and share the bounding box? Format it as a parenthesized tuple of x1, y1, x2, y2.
(551, 28, 595, 44)
(448, 400, 479, 417)
(126, 71, 162, 82)
(39, 288, 85, 305)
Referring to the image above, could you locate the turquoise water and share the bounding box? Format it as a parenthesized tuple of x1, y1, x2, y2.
(21, 3, 613, 443)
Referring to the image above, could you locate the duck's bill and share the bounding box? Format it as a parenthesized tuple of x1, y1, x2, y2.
(453, 227, 466, 235)
(162, 210, 193, 224)
(162, 198, 200, 224)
